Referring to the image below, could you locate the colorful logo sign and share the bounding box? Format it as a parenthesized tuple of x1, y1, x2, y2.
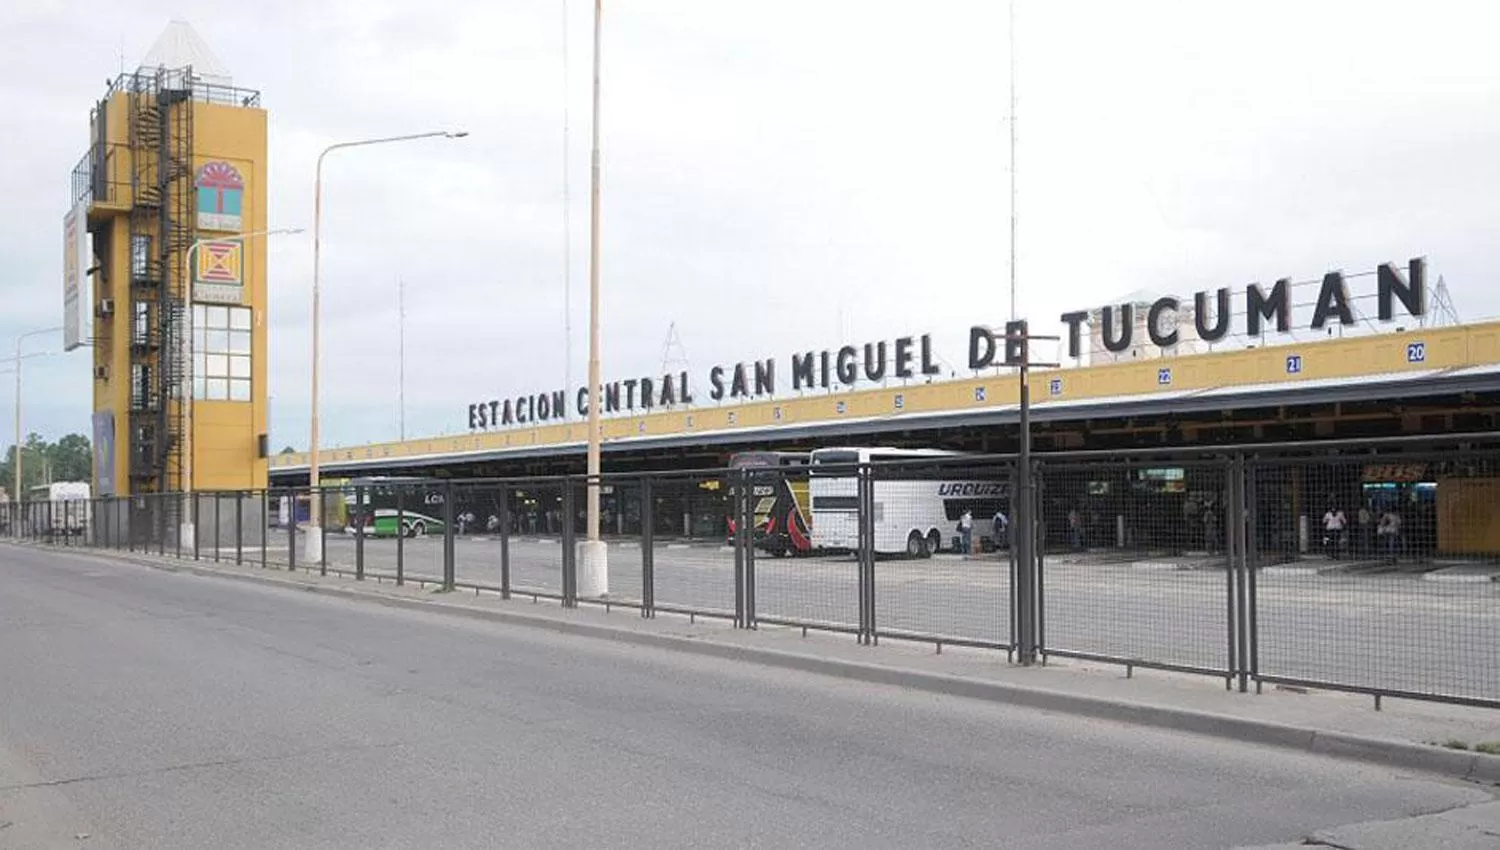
(195, 240, 243, 284)
(195, 161, 244, 231)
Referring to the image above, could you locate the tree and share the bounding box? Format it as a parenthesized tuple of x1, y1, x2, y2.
(280, 446, 297, 455)
(0, 433, 92, 499)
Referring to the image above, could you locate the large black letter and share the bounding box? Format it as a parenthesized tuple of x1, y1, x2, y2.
(863, 342, 887, 381)
(709, 366, 725, 401)
(1378, 257, 1426, 321)
(791, 351, 815, 389)
(551, 390, 566, 420)
(968, 326, 996, 369)
(754, 359, 775, 395)
(835, 346, 858, 385)
(1194, 288, 1231, 342)
(605, 382, 621, 413)
(1147, 297, 1180, 348)
(1101, 304, 1133, 353)
(1311, 272, 1354, 330)
(1060, 311, 1088, 359)
(893, 336, 914, 378)
(640, 377, 655, 409)
(576, 387, 589, 416)
(660, 373, 676, 406)
(1003, 320, 1028, 366)
(468, 404, 478, 430)
(623, 379, 638, 410)
(730, 364, 750, 397)
(1246, 279, 1291, 336)
(919, 334, 941, 376)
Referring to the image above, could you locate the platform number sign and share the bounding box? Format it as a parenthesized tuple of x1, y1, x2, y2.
(1285, 354, 1302, 375)
(974, 386, 987, 402)
(1406, 341, 1427, 364)
(1157, 367, 1173, 386)
(894, 393, 905, 410)
(1049, 378, 1063, 397)
(836, 400, 847, 414)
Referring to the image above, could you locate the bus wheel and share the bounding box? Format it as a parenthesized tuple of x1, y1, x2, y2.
(906, 531, 925, 559)
(925, 530, 941, 558)
(408, 521, 426, 538)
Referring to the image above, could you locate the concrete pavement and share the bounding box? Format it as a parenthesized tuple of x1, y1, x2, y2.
(3, 543, 1497, 849)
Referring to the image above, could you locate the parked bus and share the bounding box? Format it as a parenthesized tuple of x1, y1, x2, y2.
(343, 476, 447, 538)
(809, 447, 1008, 557)
(725, 450, 815, 557)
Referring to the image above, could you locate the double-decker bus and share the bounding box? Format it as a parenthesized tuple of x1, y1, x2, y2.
(809, 447, 1008, 557)
(343, 476, 447, 538)
(725, 451, 814, 557)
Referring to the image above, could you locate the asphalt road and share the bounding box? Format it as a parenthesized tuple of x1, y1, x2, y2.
(0, 545, 1489, 849)
(223, 532, 1500, 702)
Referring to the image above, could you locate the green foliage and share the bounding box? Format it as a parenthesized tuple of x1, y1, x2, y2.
(0, 433, 92, 499)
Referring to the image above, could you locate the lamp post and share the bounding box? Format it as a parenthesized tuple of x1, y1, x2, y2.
(306, 130, 468, 563)
(10, 327, 62, 520)
(578, 0, 609, 597)
(179, 227, 301, 547)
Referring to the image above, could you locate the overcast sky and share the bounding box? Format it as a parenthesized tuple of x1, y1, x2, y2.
(3, 0, 1498, 450)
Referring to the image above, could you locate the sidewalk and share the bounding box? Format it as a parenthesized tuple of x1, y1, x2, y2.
(11, 541, 1500, 784)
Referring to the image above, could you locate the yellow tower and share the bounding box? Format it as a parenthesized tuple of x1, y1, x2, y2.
(70, 21, 269, 497)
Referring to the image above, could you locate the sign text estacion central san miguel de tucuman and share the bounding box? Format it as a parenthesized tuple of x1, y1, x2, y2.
(466, 258, 1429, 431)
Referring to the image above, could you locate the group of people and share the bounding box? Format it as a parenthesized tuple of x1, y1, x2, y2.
(1322, 502, 1402, 562)
(954, 508, 1009, 557)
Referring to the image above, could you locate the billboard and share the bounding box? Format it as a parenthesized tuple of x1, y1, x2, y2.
(63, 203, 93, 351)
(92, 411, 116, 497)
(192, 238, 246, 305)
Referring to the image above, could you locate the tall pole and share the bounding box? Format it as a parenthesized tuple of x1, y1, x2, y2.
(306, 131, 466, 564)
(1008, 0, 1018, 324)
(562, 0, 574, 398)
(398, 275, 406, 441)
(579, 0, 609, 596)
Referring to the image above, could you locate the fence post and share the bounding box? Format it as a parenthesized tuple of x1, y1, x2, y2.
(235, 492, 244, 566)
(857, 462, 876, 645)
(1034, 466, 1046, 662)
(1013, 457, 1038, 665)
(744, 470, 759, 630)
(288, 492, 298, 573)
(1245, 458, 1262, 693)
(213, 493, 222, 563)
(320, 491, 329, 575)
(354, 485, 365, 581)
(732, 468, 747, 628)
(442, 479, 455, 591)
(1233, 454, 1252, 693)
(191, 494, 200, 561)
(1225, 456, 1244, 691)
(395, 485, 405, 586)
(640, 476, 654, 618)
(498, 483, 511, 599)
(560, 481, 577, 607)
(260, 490, 268, 569)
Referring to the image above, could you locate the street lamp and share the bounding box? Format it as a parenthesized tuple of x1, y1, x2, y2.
(10, 327, 62, 517)
(579, 0, 608, 596)
(179, 227, 302, 546)
(305, 130, 468, 563)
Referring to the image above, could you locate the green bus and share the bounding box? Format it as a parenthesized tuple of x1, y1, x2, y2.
(344, 476, 446, 538)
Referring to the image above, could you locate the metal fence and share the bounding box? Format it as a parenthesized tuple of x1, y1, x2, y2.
(7, 436, 1498, 709)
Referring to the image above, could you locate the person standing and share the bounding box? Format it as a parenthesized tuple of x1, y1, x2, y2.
(957, 509, 974, 557)
(1322, 504, 1347, 560)
(1356, 503, 1373, 558)
(1067, 508, 1084, 551)
(992, 508, 1010, 551)
(1377, 506, 1402, 564)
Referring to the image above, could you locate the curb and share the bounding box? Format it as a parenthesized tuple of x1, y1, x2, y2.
(15, 542, 1500, 785)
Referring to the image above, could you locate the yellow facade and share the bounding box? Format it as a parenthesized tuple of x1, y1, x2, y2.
(84, 71, 269, 496)
(273, 318, 1500, 471)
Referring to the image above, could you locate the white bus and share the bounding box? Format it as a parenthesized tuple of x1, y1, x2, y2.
(809, 447, 1009, 557)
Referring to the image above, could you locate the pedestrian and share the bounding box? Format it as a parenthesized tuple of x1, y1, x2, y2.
(957, 509, 974, 556)
(1377, 507, 1401, 564)
(1357, 503, 1373, 557)
(1203, 503, 1219, 554)
(1322, 504, 1347, 560)
(992, 508, 1009, 551)
(1068, 508, 1084, 551)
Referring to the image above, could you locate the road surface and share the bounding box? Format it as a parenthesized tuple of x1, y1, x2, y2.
(1, 544, 1486, 849)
